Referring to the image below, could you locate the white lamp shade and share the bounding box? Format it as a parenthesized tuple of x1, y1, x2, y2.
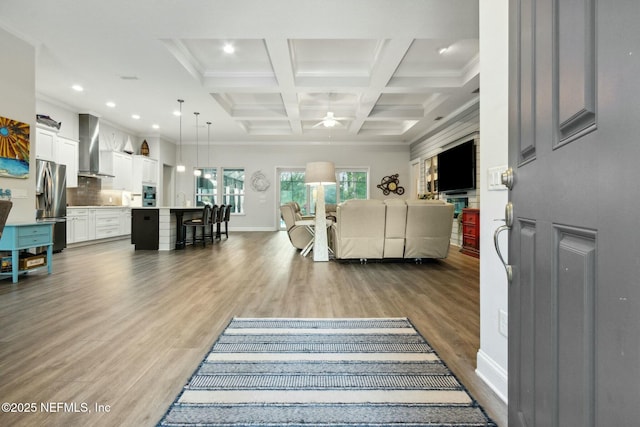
(305, 161, 336, 185)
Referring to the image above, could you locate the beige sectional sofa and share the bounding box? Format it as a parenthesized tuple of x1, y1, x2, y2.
(330, 199, 454, 261)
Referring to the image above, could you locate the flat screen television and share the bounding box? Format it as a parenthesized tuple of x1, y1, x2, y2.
(437, 140, 476, 193)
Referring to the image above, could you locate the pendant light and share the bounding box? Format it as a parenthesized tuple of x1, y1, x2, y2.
(176, 99, 185, 173)
(204, 121, 212, 179)
(193, 112, 202, 177)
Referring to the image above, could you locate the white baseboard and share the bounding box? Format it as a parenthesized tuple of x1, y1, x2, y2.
(228, 227, 279, 232)
(476, 349, 508, 404)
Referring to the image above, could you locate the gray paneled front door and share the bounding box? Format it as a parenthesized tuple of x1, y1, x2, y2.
(507, 0, 639, 426)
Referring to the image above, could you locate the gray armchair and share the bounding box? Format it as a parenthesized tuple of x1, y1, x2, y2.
(280, 202, 313, 250)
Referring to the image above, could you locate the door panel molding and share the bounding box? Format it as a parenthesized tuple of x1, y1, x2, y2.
(554, 225, 596, 427)
(515, 220, 537, 427)
(555, 0, 597, 145)
(517, 0, 537, 164)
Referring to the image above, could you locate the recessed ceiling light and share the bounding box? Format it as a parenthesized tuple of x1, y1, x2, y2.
(223, 43, 235, 54)
(152, 124, 159, 129)
(437, 47, 449, 55)
(72, 84, 84, 92)
(106, 101, 116, 108)
(132, 114, 140, 120)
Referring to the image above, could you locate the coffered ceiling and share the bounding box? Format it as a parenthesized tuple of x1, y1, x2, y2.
(0, 0, 479, 146)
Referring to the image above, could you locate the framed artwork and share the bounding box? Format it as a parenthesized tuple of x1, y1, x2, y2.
(0, 116, 30, 179)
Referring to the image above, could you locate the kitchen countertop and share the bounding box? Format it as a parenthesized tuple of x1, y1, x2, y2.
(68, 205, 131, 209)
(130, 206, 202, 210)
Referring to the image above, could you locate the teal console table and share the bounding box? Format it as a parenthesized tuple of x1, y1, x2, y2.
(0, 222, 53, 283)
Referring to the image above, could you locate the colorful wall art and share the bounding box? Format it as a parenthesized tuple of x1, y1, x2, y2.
(0, 116, 30, 179)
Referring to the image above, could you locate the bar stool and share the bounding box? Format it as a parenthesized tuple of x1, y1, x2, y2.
(209, 204, 220, 242)
(222, 204, 231, 238)
(182, 204, 213, 247)
(215, 204, 225, 239)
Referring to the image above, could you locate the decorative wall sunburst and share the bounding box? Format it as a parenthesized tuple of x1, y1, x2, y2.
(0, 116, 30, 179)
(250, 170, 270, 192)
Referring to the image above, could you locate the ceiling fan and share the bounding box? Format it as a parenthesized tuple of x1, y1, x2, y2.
(312, 111, 345, 128)
(312, 92, 348, 128)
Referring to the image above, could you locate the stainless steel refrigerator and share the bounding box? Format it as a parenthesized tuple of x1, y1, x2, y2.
(36, 159, 67, 252)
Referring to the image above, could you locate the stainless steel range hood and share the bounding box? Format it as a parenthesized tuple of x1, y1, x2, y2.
(78, 113, 115, 177)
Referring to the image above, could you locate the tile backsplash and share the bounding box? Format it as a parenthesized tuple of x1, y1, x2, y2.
(67, 176, 124, 206)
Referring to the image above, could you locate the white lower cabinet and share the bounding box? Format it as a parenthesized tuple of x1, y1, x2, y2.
(67, 209, 89, 244)
(120, 208, 131, 235)
(67, 207, 131, 243)
(87, 209, 96, 241)
(95, 210, 121, 239)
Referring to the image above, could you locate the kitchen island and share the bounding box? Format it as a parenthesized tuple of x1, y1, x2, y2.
(131, 207, 203, 250)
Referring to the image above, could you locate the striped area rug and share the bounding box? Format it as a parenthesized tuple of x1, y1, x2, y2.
(157, 318, 497, 426)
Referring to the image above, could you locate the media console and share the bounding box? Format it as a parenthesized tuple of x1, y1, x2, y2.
(460, 208, 480, 258)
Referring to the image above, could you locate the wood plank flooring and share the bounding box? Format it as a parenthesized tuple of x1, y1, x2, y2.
(0, 231, 507, 426)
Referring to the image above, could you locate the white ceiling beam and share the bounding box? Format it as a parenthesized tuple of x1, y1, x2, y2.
(348, 38, 415, 135)
(264, 38, 302, 135)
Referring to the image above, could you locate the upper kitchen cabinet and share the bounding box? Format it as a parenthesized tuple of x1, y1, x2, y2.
(57, 136, 79, 188)
(35, 125, 57, 162)
(100, 151, 133, 191)
(35, 125, 79, 187)
(132, 155, 158, 189)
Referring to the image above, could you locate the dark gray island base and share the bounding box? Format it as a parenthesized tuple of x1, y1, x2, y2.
(131, 207, 202, 250)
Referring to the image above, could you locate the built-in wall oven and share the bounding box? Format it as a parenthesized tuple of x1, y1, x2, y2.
(142, 185, 156, 207)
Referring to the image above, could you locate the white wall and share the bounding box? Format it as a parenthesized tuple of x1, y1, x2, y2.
(0, 27, 36, 223)
(476, 0, 509, 403)
(175, 143, 411, 230)
(36, 97, 80, 141)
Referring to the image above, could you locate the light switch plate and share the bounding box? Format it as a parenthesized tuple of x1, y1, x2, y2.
(8, 188, 28, 199)
(488, 166, 508, 191)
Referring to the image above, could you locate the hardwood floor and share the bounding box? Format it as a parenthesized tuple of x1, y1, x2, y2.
(0, 232, 507, 426)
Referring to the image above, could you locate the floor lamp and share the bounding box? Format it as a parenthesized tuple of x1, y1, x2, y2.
(305, 161, 336, 262)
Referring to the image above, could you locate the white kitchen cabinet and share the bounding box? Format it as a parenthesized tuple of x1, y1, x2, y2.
(67, 207, 131, 244)
(120, 208, 131, 235)
(132, 155, 158, 193)
(142, 157, 157, 184)
(57, 136, 79, 188)
(67, 208, 89, 243)
(114, 153, 133, 190)
(87, 209, 96, 241)
(35, 126, 57, 161)
(95, 209, 121, 239)
(36, 126, 80, 188)
(100, 151, 133, 190)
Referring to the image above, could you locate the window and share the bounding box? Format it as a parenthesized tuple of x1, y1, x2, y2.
(195, 168, 218, 206)
(279, 171, 309, 214)
(309, 170, 367, 214)
(195, 167, 244, 214)
(338, 170, 367, 201)
(278, 168, 368, 224)
(222, 168, 245, 214)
